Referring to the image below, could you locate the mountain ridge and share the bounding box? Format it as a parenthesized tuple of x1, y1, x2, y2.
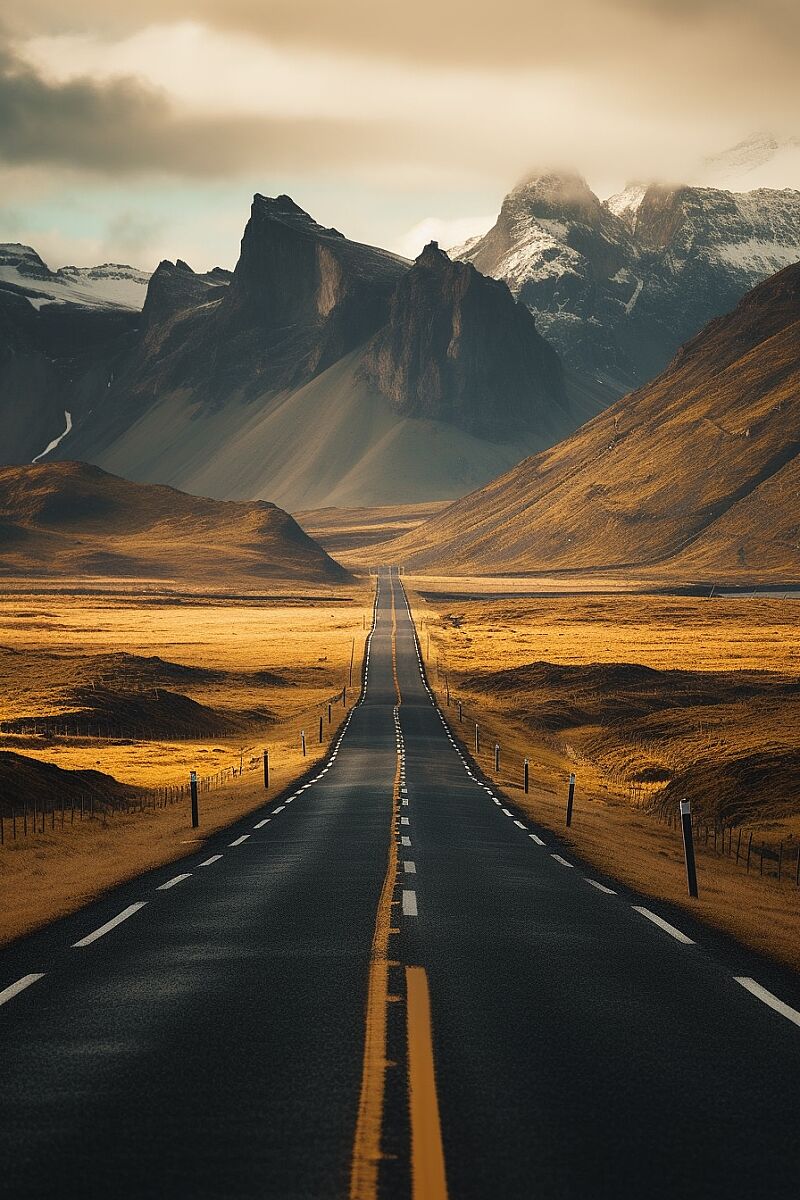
(452, 170, 800, 397)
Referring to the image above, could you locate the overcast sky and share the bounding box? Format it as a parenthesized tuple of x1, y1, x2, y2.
(1, 1, 798, 270)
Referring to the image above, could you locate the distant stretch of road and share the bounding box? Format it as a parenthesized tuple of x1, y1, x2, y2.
(1, 568, 799, 1198)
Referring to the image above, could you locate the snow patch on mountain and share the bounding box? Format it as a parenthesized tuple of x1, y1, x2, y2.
(605, 184, 647, 230)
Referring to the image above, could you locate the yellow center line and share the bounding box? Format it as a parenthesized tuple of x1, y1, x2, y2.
(350, 578, 402, 1200)
(406, 966, 449, 1200)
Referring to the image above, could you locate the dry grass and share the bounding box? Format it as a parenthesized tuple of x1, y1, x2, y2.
(0, 578, 372, 945)
(406, 581, 800, 973)
(0, 583, 372, 785)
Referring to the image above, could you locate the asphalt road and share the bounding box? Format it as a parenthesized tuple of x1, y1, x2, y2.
(1, 567, 800, 1199)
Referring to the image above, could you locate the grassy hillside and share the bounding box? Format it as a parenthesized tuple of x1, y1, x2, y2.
(0, 461, 349, 582)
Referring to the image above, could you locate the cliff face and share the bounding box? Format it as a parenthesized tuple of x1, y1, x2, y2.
(222, 194, 408, 381)
(362, 242, 565, 440)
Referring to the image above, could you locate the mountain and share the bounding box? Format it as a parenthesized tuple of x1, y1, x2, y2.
(453, 171, 800, 397)
(5, 196, 596, 509)
(360, 241, 564, 439)
(383, 263, 800, 582)
(0, 461, 349, 582)
(0, 244, 150, 311)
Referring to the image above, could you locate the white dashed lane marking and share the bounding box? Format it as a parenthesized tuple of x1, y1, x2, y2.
(0, 973, 46, 1008)
(254, 819, 270, 829)
(229, 835, 250, 847)
(402, 890, 418, 917)
(633, 906, 695, 945)
(403, 861, 417, 874)
(157, 873, 191, 891)
(551, 855, 574, 869)
(199, 855, 222, 867)
(73, 902, 148, 948)
(585, 878, 616, 895)
(735, 978, 800, 1028)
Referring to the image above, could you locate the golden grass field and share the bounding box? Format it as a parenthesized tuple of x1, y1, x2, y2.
(406, 580, 800, 971)
(0, 576, 373, 945)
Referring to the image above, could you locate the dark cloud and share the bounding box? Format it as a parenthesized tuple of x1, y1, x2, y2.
(0, 40, 423, 177)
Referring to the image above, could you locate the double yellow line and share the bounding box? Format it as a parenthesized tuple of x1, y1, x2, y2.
(350, 576, 448, 1200)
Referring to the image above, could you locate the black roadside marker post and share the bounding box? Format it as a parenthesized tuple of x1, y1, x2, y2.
(349, 637, 355, 686)
(319, 715, 323, 744)
(301, 730, 306, 757)
(190, 770, 199, 829)
(328, 702, 332, 724)
(263, 750, 269, 789)
(342, 686, 346, 705)
(494, 743, 500, 774)
(475, 724, 480, 754)
(680, 799, 699, 898)
(445, 676, 450, 705)
(565, 772, 576, 827)
(458, 701, 463, 722)
(524, 758, 529, 794)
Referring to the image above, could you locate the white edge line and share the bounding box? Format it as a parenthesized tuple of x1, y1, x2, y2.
(735, 977, 800, 1028)
(633, 906, 695, 945)
(0, 973, 46, 1007)
(73, 902, 148, 948)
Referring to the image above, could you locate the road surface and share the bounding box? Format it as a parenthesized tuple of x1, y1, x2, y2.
(1, 568, 799, 1199)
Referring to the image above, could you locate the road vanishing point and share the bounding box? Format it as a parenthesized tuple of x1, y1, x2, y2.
(1, 568, 800, 1199)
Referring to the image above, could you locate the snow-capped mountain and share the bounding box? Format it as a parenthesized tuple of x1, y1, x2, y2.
(0, 244, 150, 311)
(452, 170, 800, 394)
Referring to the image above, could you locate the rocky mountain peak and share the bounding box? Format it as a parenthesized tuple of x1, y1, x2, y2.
(361, 242, 564, 440)
(506, 169, 608, 225)
(415, 240, 450, 268)
(222, 193, 408, 379)
(141, 259, 229, 330)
